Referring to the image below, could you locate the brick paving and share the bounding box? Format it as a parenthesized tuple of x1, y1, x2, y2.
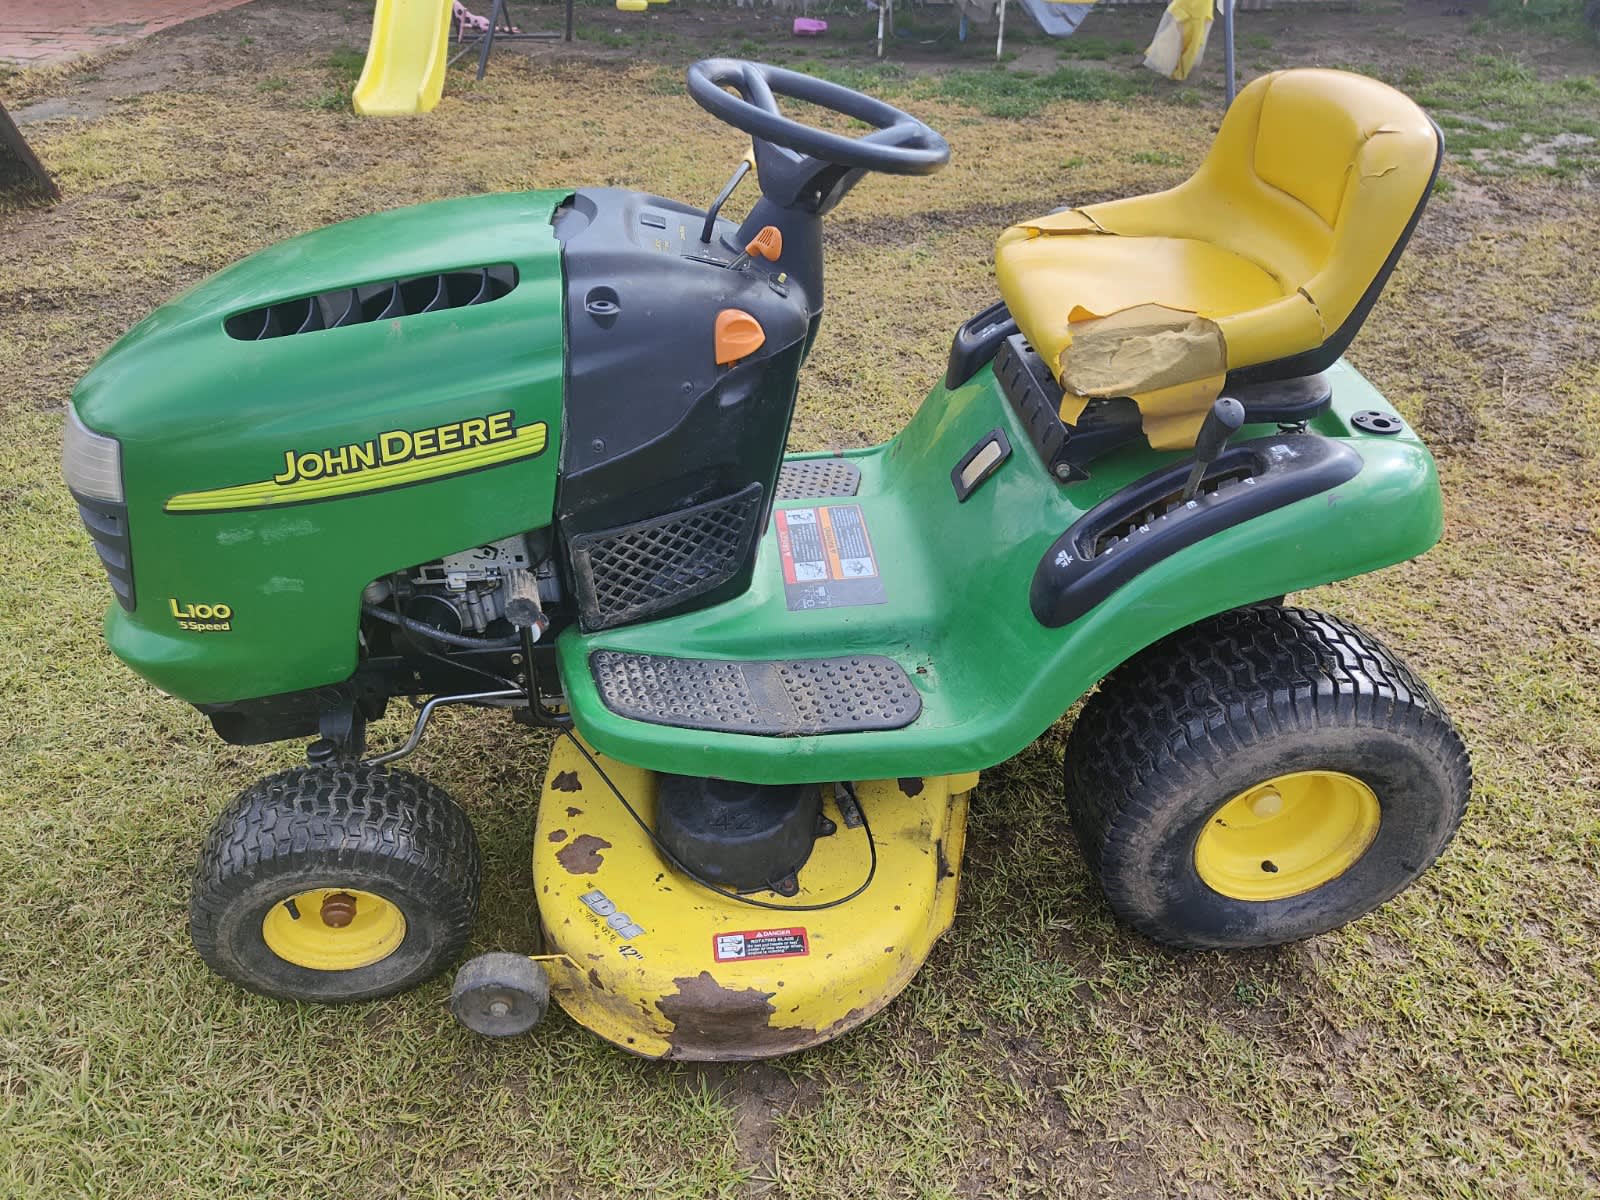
(0, 0, 256, 67)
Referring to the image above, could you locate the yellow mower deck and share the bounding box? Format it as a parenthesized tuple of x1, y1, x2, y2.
(533, 736, 977, 1060)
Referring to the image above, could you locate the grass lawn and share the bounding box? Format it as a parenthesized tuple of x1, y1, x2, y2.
(1, 1, 1597, 1196)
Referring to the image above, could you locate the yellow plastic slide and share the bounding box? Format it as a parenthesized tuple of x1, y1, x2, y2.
(353, 0, 453, 116)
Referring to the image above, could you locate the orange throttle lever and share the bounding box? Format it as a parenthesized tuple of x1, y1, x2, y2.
(728, 225, 782, 270)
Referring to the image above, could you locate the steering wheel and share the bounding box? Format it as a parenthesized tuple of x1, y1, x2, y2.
(685, 59, 949, 178)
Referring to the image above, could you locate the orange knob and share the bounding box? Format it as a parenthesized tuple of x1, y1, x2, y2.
(714, 309, 766, 365)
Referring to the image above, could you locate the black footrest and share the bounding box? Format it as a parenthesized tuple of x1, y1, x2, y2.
(590, 651, 921, 736)
(775, 458, 861, 500)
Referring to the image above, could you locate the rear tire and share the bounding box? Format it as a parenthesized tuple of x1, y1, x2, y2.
(190, 765, 480, 1002)
(1064, 605, 1470, 950)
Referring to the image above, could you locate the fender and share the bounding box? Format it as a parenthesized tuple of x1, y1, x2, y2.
(1029, 432, 1364, 628)
(557, 357, 1442, 784)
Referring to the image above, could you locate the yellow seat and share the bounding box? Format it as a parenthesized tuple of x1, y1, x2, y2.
(995, 68, 1441, 449)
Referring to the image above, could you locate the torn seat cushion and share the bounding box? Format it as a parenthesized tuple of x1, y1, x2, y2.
(994, 67, 1439, 449)
(993, 232, 1287, 382)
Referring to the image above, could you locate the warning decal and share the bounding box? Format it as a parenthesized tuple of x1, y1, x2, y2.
(775, 504, 887, 611)
(713, 927, 810, 963)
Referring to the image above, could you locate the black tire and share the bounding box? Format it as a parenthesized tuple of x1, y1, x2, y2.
(1064, 604, 1470, 950)
(190, 765, 480, 1002)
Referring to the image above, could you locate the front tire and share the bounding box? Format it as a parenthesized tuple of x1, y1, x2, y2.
(190, 765, 480, 1002)
(1065, 605, 1470, 950)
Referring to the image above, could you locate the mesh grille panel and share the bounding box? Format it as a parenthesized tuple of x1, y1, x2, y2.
(569, 484, 763, 630)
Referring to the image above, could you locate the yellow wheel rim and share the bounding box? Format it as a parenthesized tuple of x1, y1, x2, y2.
(260, 888, 406, 971)
(1194, 771, 1380, 901)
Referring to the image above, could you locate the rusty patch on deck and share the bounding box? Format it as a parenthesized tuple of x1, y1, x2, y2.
(551, 771, 582, 792)
(653, 975, 885, 1060)
(657, 972, 801, 1057)
(555, 834, 611, 874)
(566, 806, 583, 818)
(897, 777, 924, 796)
(547, 828, 568, 843)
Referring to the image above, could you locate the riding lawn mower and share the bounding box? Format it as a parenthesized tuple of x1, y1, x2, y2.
(63, 61, 1471, 1059)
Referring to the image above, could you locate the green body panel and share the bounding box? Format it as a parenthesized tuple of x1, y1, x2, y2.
(560, 359, 1443, 783)
(73, 190, 569, 704)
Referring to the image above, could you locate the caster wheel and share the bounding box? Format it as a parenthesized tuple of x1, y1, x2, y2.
(1066, 604, 1470, 950)
(189, 765, 480, 1003)
(452, 952, 549, 1037)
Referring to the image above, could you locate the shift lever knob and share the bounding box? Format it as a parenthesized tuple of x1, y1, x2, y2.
(1182, 397, 1246, 502)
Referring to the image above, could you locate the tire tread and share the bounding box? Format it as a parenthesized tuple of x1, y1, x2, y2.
(1065, 604, 1471, 948)
(189, 765, 480, 1001)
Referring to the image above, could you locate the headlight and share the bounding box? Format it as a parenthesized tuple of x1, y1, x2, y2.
(62, 405, 124, 503)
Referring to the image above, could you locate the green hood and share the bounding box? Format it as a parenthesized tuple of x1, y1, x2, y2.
(70, 189, 570, 704)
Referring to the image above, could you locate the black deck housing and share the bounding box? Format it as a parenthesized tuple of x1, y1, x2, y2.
(656, 775, 823, 892)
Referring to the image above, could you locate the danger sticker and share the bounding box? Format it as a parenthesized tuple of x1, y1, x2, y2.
(713, 927, 810, 963)
(775, 505, 886, 611)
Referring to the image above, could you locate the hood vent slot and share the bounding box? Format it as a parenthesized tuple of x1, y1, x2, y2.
(224, 264, 517, 341)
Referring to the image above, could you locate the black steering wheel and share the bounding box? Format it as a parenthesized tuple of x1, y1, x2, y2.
(686, 59, 949, 177)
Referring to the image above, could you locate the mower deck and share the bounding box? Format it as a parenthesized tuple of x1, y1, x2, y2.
(557, 358, 1443, 785)
(533, 736, 977, 1059)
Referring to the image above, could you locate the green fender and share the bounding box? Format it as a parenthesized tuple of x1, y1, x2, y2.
(558, 358, 1442, 783)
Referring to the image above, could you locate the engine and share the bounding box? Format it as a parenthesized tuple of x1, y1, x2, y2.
(364, 532, 562, 642)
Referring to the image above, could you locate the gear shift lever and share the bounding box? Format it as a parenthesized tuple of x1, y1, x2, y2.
(1181, 397, 1246, 502)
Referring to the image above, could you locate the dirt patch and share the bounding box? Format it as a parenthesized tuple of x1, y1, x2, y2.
(10, 96, 109, 125)
(695, 1060, 822, 1192)
(1421, 392, 1481, 446)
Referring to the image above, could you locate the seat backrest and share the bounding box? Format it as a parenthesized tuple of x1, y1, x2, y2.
(1186, 69, 1440, 370)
